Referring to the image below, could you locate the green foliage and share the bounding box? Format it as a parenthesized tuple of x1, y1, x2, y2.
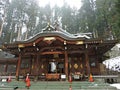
(115, 0, 120, 39)
(93, 0, 118, 39)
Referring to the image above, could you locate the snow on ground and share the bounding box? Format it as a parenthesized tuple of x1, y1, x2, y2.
(103, 56, 120, 72)
(110, 83, 120, 89)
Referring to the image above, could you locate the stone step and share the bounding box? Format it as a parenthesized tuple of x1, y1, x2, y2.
(0, 81, 117, 90)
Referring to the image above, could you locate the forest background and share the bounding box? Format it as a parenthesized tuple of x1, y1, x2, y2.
(0, 0, 120, 43)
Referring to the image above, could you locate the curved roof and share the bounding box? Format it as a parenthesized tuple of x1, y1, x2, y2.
(13, 24, 87, 44)
(1, 24, 118, 53)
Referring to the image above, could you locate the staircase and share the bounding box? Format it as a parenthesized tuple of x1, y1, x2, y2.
(0, 81, 117, 90)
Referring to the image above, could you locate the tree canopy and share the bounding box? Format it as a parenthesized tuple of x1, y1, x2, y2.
(0, 0, 120, 43)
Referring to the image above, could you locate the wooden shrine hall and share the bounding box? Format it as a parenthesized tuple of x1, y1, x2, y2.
(1, 24, 118, 81)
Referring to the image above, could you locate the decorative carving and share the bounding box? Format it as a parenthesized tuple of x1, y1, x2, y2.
(74, 63, 78, 69)
(41, 64, 44, 69)
(69, 64, 72, 69)
(32, 65, 34, 69)
(80, 64, 83, 69)
(43, 37, 56, 44)
(76, 41, 84, 45)
(18, 44, 24, 48)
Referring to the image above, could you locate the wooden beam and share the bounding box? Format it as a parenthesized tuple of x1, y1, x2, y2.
(68, 50, 85, 54)
(41, 51, 64, 55)
(0, 60, 17, 64)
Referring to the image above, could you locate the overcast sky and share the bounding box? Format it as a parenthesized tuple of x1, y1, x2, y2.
(37, 0, 82, 9)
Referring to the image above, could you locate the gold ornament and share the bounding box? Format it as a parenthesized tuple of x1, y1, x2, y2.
(80, 64, 83, 69)
(41, 64, 44, 69)
(74, 63, 78, 69)
(69, 64, 72, 69)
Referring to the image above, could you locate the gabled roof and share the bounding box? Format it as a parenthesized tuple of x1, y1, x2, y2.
(1, 24, 118, 56)
(13, 24, 88, 44)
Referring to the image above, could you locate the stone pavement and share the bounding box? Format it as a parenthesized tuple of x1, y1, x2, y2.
(0, 81, 118, 90)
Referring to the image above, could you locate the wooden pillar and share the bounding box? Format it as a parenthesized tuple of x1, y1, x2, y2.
(35, 54, 39, 80)
(65, 50, 68, 79)
(29, 55, 32, 74)
(16, 53, 21, 81)
(5, 64, 8, 73)
(85, 50, 90, 76)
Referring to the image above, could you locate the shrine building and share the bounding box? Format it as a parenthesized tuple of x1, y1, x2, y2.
(0, 24, 118, 81)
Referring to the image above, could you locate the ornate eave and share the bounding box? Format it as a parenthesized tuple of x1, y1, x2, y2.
(1, 24, 118, 56)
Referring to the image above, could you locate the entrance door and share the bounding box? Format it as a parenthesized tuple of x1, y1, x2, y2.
(48, 59, 65, 74)
(48, 61, 57, 73)
(46, 58, 65, 80)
